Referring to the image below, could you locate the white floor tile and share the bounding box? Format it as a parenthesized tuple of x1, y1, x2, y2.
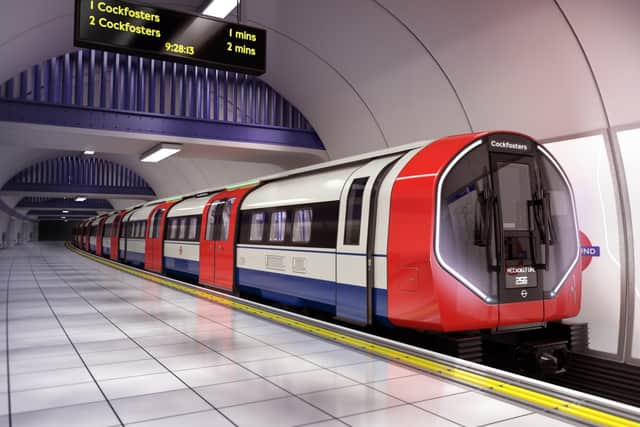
(242, 356, 319, 377)
(110, 388, 210, 424)
(301, 385, 402, 417)
(342, 404, 457, 427)
(99, 372, 186, 399)
(221, 396, 330, 427)
(176, 364, 256, 387)
(195, 377, 289, 408)
(268, 369, 356, 394)
(10, 382, 105, 414)
(11, 401, 119, 427)
(416, 392, 531, 426)
(331, 360, 418, 383)
(127, 409, 234, 426)
(369, 374, 468, 402)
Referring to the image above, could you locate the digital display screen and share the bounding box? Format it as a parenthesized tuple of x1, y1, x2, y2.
(74, 0, 266, 75)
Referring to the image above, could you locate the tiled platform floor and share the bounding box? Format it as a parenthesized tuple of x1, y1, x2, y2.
(0, 243, 584, 426)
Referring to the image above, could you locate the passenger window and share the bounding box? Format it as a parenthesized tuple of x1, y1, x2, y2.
(344, 178, 368, 245)
(269, 211, 287, 242)
(292, 208, 313, 243)
(187, 216, 199, 241)
(249, 212, 265, 241)
(219, 198, 235, 241)
(178, 217, 187, 240)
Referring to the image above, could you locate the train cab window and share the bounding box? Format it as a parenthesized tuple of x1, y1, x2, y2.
(438, 143, 496, 299)
(249, 212, 265, 241)
(292, 208, 313, 243)
(496, 162, 532, 231)
(344, 178, 368, 245)
(269, 211, 287, 242)
(219, 198, 235, 241)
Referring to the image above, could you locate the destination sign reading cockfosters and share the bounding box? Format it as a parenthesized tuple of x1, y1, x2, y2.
(74, 0, 266, 75)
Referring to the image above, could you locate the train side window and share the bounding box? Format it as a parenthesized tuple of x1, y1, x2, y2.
(269, 211, 287, 242)
(187, 216, 200, 241)
(344, 178, 368, 245)
(142, 221, 148, 238)
(219, 198, 235, 241)
(292, 208, 313, 243)
(249, 212, 265, 241)
(104, 224, 111, 238)
(178, 217, 187, 240)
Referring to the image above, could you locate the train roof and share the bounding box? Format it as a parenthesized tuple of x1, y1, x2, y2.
(167, 197, 209, 218)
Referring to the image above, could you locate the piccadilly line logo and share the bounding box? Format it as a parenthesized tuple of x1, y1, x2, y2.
(490, 140, 529, 151)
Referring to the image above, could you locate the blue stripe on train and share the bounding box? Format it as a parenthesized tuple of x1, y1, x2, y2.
(236, 268, 389, 325)
(164, 256, 199, 283)
(125, 251, 145, 268)
(103, 247, 110, 257)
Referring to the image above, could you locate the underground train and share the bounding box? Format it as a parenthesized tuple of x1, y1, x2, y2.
(73, 131, 582, 370)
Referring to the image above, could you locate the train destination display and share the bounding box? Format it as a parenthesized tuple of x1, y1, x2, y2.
(74, 0, 266, 74)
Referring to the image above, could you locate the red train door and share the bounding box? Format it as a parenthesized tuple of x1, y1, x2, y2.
(110, 211, 125, 261)
(96, 217, 107, 256)
(199, 186, 254, 290)
(145, 201, 177, 273)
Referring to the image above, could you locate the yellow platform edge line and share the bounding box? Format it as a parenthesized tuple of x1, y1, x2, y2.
(66, 243, 639, 427)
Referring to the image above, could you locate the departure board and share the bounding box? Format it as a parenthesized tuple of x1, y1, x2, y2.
(74, 0, 266, 75)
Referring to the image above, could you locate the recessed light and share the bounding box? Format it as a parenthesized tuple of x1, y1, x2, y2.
(140, 143, 182, 163)
(75, 197, 87, 202)
(61, 216, 67, 219)
(203, 0, 237, 18)
(83, 150, 96, 155)
(62, 210, 70, 214)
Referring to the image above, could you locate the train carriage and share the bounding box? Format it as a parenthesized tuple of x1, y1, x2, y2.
(122, 205, 154, 268)
(163, 197, 207, 282)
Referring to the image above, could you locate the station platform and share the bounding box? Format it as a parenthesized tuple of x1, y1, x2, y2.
(0, 243, 584, 427)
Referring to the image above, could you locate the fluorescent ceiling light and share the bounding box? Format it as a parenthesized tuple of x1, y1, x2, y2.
(203, 0, 238, 18)
(62, 210, 70, 214)
(75, 197, 87, 202)
(83, 150, 95, 155)
(140, 143, 182, 163)
(61, 216, 67, 219)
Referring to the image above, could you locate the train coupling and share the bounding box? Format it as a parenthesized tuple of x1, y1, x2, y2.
(515, 340, 569, 377)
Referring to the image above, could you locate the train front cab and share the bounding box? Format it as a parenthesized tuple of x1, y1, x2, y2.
(388, 132, 581, 333)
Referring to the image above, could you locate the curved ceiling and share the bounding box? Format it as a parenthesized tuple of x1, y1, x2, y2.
(2, 0, 639, 211)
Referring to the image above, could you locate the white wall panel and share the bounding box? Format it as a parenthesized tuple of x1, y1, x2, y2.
(546, 135, 621, 354)
(558, 0, 640, 127)
(379, 0, 606, 139)
(616, 128, 640, 360)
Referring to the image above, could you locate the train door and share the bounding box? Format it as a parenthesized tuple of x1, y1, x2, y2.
(110, 214, 123, 261)
(336, 156, 400, 325)
(199, 187, 254, 291)
(145, 203, 175, 273)
(96, 218, 105, 257)
(490, 149, 545, 328)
